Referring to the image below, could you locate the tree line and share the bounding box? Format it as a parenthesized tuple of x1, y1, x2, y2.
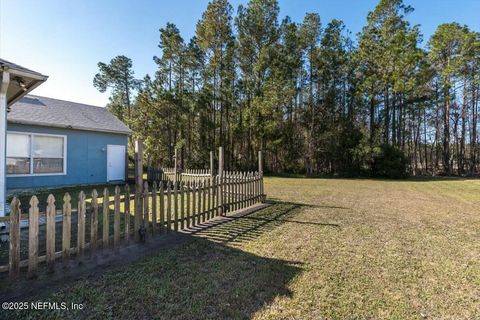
(93, 0, 480, 177)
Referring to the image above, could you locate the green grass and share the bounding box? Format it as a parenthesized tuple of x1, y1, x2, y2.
(6, 177, 480, 319)
(8, 184, 126, 213)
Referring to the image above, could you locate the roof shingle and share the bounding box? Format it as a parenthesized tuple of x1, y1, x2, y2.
(8, 95, 131, 135)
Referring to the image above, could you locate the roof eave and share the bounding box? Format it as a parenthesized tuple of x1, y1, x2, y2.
(7, 78, 48, 106)
(1, 66, 49, 106)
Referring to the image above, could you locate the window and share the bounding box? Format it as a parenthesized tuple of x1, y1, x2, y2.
(7, 132, 66, 175)
(7, 134, 31, 174)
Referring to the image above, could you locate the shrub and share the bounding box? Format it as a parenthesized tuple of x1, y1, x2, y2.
(371, 144, 409, 179)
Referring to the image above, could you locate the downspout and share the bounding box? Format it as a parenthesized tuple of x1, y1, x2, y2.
(0, 70, 10, 219)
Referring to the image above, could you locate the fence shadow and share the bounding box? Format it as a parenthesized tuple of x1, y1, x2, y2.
(189, 201, 341, 245)
(120, 238, 303, 319)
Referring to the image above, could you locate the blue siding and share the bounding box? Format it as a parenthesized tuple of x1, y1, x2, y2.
(6, 123, 128, 190)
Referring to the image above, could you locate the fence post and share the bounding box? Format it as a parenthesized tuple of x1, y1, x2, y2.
(134, 140, 144, 241)
(9, 197, 21, 278)
(218, 146, 224, 216)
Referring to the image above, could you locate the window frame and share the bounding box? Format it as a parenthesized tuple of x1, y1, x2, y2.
(6, 131, 67, 177)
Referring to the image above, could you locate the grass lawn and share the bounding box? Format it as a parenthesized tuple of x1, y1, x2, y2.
(6, 177, 480, 319)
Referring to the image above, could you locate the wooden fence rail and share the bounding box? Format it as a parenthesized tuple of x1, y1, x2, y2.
(2, 171, 265, 279)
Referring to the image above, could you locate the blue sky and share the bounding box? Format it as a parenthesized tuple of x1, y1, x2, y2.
(1, 0, 479, 106)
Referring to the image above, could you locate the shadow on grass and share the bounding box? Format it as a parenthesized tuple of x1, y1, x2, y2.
(267, 199, 352, 211)
(191, 202, 341, 245)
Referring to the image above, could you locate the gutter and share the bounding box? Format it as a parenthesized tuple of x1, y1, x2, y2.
(7, 119, 132, 135)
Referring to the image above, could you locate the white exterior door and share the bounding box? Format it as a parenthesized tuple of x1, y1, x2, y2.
(107, 145, 126, 181)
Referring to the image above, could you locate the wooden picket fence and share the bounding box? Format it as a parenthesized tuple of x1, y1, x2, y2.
(155, 168, 213, 184)
(1, 171, 265, 279)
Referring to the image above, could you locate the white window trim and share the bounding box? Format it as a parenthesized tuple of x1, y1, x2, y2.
(6, 131, 67, 177)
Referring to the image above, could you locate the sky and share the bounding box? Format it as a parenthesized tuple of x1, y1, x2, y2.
(0, 0, 479, 107)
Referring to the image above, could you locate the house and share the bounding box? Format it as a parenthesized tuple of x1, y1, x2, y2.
(1, 58, 49, 216)
(1, 58, 130, 217)
(6, 95, 131, 190)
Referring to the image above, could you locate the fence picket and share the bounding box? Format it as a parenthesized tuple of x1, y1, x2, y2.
(174, 181, 179, 231)
(114, 186, 121, 248)
(248, 172, 252, 206)
(197, 181, 202, 225)
(233, 172, 238, 211)
(231, 174, 235, 211)
(215, 175, 219, 216)
(166, 183, 172, 232)
(180, 182, 185, 229)
(159, 182, 165, 233)
(252, 173, 256, 202)
(243, 172, 247, 208)
(103, 188, 109, 248)
(253, 173, 257, 204)
(255, 172, 259, 203)
(207, 178, 211, 219)
(224, 175, 229, 213)
(9, 197, 21, 278)
(152, 181, 158, 235)
(28, 196, 39, 278)
(192, 181, 196, 226)
(124, 184, 130, 244)
(143, 181, 149, 236)
(202, 179, 207, 222)
(134, 182, 142, 242)
(91, 190, 99, 254)
(260, 173, 264, 201)
(211, 174, 216, 216)
(62, 193, 71, 264)
(77, 191, 86, 259)
(186, 181, 191, 228)
(46, 194, 55, 272)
